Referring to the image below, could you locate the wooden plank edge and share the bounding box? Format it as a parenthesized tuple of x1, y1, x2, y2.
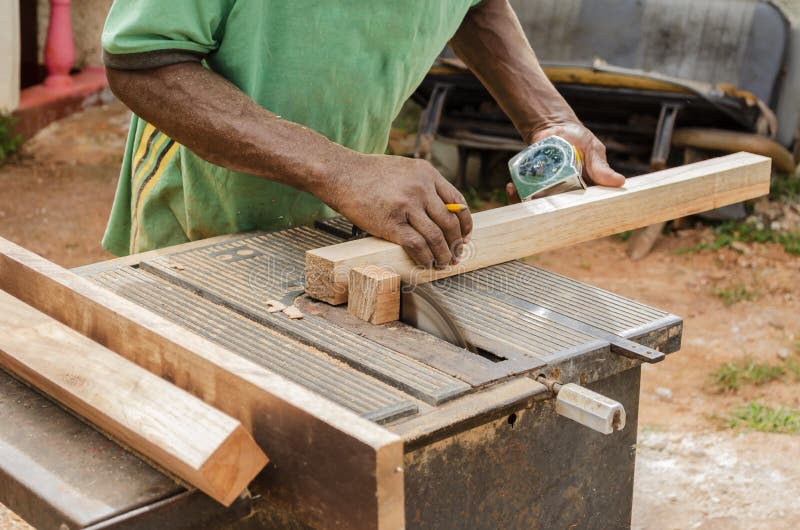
(0, 290, 268, 507)
(305, 152, 771, 305)
(0, 238, 405, 530)
(198, 426, 270, 505)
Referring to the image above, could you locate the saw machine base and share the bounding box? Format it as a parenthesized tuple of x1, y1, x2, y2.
(2, 222, 681, 529)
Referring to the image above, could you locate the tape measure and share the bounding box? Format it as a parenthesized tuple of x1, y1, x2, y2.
(508, 135, 586, 201)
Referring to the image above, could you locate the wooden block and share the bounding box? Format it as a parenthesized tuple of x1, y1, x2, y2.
(0, 238, 405, 530)
(306, 250, 351, 305)
(347, 266, 401, 324)
(305, 152, 771, 304)
(0, 290, 268, 506)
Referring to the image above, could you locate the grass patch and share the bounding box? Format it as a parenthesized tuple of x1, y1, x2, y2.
(713, 285, 757, 306)
(0, 113, 21, 166)
(674, 220, 800, 256)
(672, 244, 702, 255)
(725, 402, 800, 434)
(770, 172, 800, 201)
(711, 360, 785, 391)
(463, 186, 484, 210)
(611, 230, 632, 242)
(391, 100, 422, 133)
(491, 187, 509, 206)
(461, 186, 510, 211)
(786, 355, 800, 382)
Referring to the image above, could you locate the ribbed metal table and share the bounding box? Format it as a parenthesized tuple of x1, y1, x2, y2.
(0, 222, 681, 529)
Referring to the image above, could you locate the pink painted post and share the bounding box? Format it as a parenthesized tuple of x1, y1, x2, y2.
(44, 0, 75, 89)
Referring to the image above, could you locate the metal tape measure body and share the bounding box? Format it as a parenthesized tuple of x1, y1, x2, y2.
(508, 135, 585, 200)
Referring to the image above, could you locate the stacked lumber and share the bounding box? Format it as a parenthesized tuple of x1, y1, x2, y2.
(0, 237, 405, 529)
(0, 290, 268, 506)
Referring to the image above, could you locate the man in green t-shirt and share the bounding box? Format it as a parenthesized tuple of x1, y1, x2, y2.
(102, 0, 624, 266)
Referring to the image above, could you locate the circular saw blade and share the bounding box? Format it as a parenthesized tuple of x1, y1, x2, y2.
(400, 284, 475, 352)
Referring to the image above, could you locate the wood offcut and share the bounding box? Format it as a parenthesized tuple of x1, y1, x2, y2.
(347, 266, 401, 324)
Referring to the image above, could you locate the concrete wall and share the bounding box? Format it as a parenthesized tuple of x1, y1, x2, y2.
(30, 0, 798, 70)
(37, 0, 113, 69)
(772, 0, 800, 24)
(0, 0, 20, 112)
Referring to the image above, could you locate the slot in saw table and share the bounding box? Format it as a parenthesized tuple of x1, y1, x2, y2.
(0, 218, 682, 530)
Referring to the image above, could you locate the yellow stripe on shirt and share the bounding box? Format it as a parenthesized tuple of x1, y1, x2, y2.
(133, 132, 170, 193)
(132, 122, 156, 175)
(131, 142, 181, 253)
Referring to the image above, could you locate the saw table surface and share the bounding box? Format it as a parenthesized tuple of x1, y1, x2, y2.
(2, 221, 682, 529)
(83, 223, 680, 425)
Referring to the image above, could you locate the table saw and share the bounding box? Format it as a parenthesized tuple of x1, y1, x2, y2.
(0, 218, 682, 529)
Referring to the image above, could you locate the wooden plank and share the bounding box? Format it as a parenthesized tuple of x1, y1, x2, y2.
(0, 370, 184, 530)
(305, 152, 771, 304)
(347, 266, 401, 324)
(0, 290, 267, 506)
(0, 238, 405, 530)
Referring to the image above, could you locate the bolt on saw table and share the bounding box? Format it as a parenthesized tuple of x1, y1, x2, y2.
(0, 220, 681, 530)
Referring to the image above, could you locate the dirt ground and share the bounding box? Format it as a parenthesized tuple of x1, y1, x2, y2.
(532, 237, 800, 529)
(0, 102, 127, 267)
(1, 103, 799, 529)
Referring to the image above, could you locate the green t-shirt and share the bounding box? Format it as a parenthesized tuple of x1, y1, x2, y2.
(101, 0, 480, 255)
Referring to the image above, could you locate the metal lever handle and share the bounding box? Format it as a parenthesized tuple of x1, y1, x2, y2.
(538, 377, 626, 435)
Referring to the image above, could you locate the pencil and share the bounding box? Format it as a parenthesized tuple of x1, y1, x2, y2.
(445, 203, 468, 213)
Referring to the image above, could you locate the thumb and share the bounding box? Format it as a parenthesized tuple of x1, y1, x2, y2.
(585, 148, 625, 187)
(506, 182, 521, 204)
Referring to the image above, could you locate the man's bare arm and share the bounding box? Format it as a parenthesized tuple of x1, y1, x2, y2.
(106, 63, 471, 267)
(451, 0, 625, 188)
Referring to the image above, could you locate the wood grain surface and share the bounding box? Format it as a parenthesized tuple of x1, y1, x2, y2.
(306, 153, 771, 304)
(347, 266, 401, 324)
(0, 238, 405, 530)
(0, 291, 267, 506)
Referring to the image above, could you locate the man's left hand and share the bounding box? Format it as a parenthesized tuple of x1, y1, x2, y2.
(506, 122, 625, 203)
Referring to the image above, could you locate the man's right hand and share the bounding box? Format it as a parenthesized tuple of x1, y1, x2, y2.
(323, 154, 473, 268)
(106, 63, 471, 268)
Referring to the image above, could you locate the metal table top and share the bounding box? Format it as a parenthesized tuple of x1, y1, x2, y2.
(1, 224, 682, 528)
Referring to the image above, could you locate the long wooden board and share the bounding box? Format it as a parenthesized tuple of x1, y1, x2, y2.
(0, 239, 405, 530)
(0, 290, 268, 506)
(306, 152, 771, 304)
